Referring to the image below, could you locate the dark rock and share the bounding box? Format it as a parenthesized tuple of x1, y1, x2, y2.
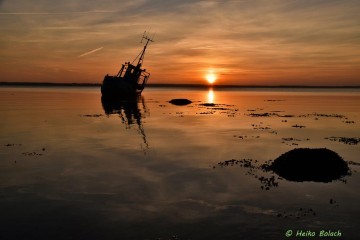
(266, 148, 350, 182)
(199, 103, 216, 107)
(169, 99, 192, 106)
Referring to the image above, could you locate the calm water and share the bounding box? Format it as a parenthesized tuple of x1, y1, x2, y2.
(0, 86, 359, 240)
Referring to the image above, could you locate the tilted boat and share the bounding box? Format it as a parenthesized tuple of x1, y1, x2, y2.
(101, 32, 154, 97)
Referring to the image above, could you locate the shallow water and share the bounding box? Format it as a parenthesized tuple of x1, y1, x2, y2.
(0, 86, 359, 240)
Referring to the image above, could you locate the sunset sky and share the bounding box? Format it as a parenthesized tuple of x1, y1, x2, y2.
(1, 0, 359, 85)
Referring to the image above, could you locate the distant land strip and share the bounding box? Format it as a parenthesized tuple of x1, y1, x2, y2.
(0, 82, 100, 87)
(0, 82, 360, 89)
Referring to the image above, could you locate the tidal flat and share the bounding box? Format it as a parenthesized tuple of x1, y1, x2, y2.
(0, 86, 359, 240)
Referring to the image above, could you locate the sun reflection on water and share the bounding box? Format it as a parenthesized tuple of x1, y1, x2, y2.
(207, 88, 214, 103)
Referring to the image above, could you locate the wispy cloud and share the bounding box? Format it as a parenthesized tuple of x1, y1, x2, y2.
(0, 10, 116, 15)
(78, 47, 104, 58)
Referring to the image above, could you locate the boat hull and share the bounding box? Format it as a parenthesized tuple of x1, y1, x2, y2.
(101, 75, 143, 98)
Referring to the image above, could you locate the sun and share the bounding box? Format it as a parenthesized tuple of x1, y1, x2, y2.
(206, 72, 217, 84)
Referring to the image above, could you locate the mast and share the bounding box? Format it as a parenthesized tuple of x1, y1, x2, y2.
(137, 31, 154, 66)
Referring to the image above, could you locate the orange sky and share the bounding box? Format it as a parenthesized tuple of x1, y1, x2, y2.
(0, 0, 359, 86)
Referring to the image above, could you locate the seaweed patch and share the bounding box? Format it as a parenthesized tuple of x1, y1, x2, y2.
(325, 137, 360, 145)
(216, 159, 280, 190)
(81, 114, 103, 117)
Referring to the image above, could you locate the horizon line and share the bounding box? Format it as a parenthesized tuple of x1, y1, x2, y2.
(1, 81, 360, 89)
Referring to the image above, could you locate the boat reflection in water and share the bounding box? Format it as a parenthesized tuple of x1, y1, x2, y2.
(101, 95, 149, 150)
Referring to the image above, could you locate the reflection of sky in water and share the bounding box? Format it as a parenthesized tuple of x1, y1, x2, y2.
(0, 87, 360, 239)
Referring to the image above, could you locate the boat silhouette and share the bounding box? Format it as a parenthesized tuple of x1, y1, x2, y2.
(101, 32, 154, 97)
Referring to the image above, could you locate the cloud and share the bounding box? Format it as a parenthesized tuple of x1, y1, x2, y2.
(78, 47, 104, 58)
(0, 10, 115, 15)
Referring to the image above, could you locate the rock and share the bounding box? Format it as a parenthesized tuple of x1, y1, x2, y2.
(199, 103, 216, 107)
(266, 148, 350, 182)
(169, 99, 192, 106)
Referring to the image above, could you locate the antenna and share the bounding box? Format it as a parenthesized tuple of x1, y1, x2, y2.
(141, 30, 154, 44)
(133, 31, 154, 65)
(140, 31, 146, 43)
